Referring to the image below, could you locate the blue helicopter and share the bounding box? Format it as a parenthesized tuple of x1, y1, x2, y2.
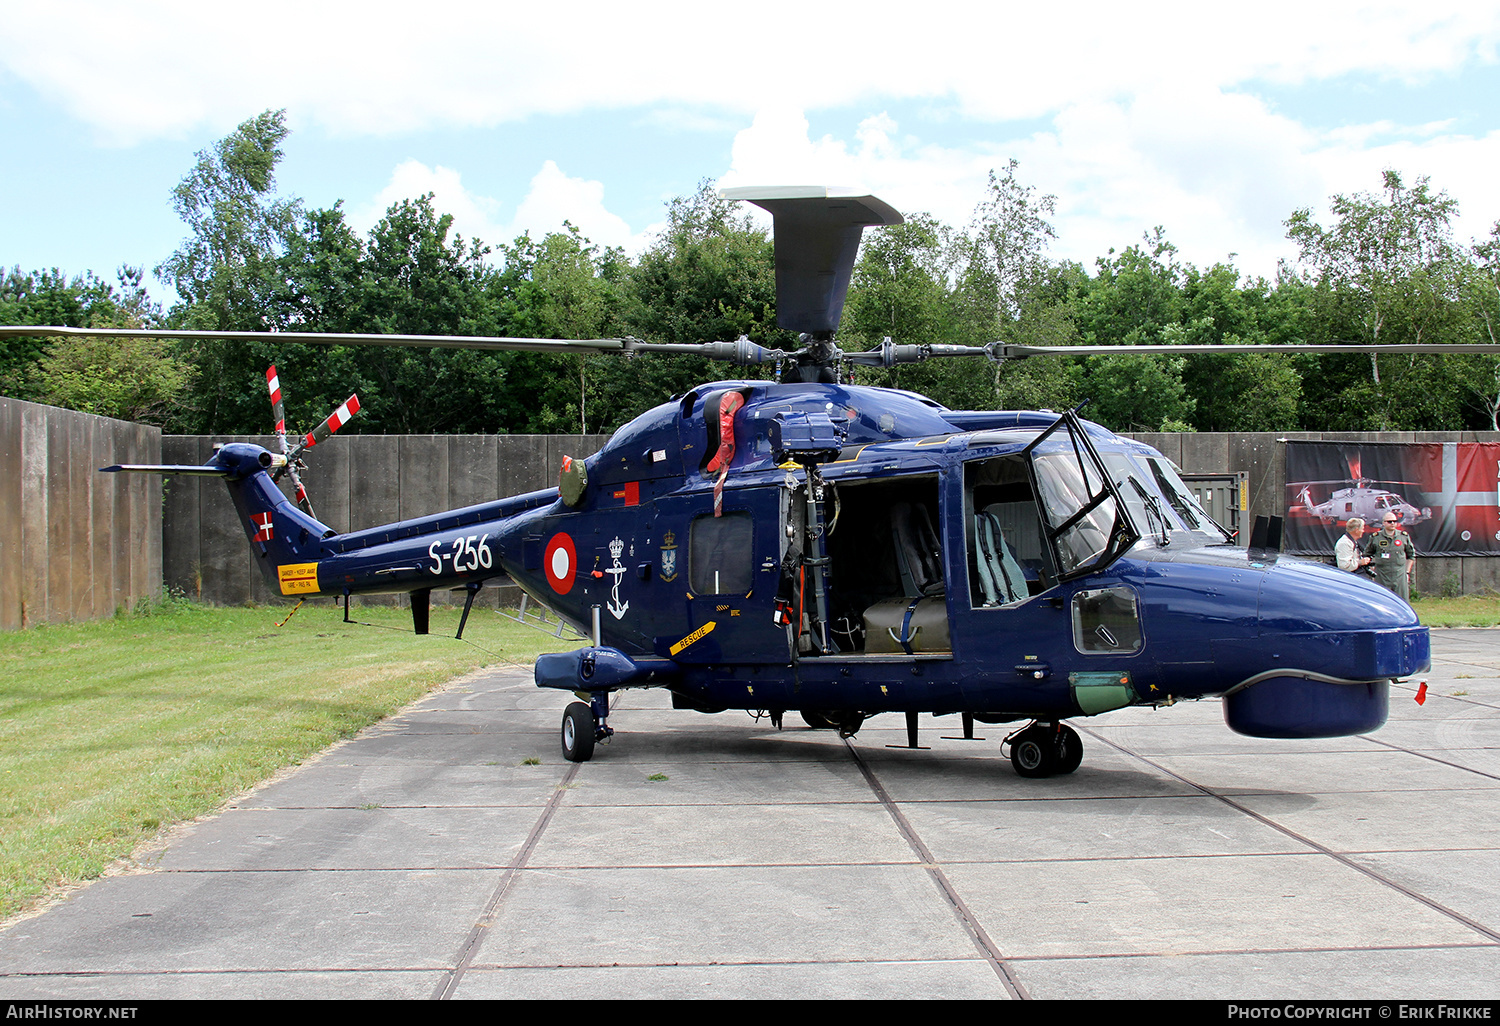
(1, 187, 1438, 777)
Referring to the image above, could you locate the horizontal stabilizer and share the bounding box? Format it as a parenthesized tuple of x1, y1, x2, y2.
(101, 463, 232, 476)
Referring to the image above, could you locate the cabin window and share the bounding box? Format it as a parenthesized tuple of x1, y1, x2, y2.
(1071, 586, 1142, 654)
(689, 513, 754, 595)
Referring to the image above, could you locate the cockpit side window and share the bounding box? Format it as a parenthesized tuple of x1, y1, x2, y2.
(1018, 411, 1139, 580)
(965, 455, 1053, 606)
(1033, 453, 1121, 573)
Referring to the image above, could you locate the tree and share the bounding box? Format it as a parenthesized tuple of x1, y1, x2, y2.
(593, 182, 787, 429)
(966, 161, 1085, 412)
(1083, 350, 1195, 432)
(36, 331, 192, 423)
(500, 224, 625, 433)
(332, 194, 509, 434)
(0, 265, 186, 421)
(842, 213, 996, 408)
(970, 159, 1059, 323)
(157, 109, 302, 330)
(1464, 220, 1500, 429)
(155, 110, 310, 432)
(1285, 170, 1471, 429)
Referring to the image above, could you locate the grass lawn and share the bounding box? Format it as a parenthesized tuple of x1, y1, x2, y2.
(0, 598, 558, 921)
(1412, 593, 1500, 627)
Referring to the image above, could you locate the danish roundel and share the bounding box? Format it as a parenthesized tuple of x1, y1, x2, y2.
(544, 533, 577, 594)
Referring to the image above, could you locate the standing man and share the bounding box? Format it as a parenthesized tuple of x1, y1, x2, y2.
(1336, 517, 1371, 573)
(1365, 513, 1416, 602)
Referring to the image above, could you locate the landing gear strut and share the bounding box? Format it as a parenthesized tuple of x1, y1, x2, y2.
(1005, 721, 1082, 778)
(561, 693, 614, 763)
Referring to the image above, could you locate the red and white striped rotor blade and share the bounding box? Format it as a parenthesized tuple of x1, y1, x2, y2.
(266, 366, 290, 455)
(290, 394, 360, 459)
(285, 462, 316, 519)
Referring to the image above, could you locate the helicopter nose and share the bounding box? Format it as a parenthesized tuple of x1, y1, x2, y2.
(1225, 561, 1428, 739)
(1255, 560, 1426, 677)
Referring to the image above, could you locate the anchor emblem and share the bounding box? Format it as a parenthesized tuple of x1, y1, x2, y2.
(605, 536, 630, 619)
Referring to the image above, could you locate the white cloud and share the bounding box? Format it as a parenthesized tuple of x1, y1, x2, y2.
(350, 158, 659, 260)
(507, 161, 656, 253)
(717, 92, 1500, 283)
(3, 2, 1496, 143)
(349, 160, 506, 246)
(5, 1, 1498, 296)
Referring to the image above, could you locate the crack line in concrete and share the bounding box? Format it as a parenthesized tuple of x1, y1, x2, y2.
(431, 761, 580, 999)
(844, 740, 1030, 1000)
(1080, 726, 1500, 948)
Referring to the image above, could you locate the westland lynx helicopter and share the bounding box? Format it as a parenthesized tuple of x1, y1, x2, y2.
(1292, 454, 1432, 528)
(3, 186, 1460, 777)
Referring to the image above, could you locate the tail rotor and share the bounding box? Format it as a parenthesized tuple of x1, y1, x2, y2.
(265, 364, 360, 520)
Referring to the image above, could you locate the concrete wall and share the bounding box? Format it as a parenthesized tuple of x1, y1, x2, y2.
(160, 433, 611, 607)
(1128, 429, 1500, 597)
(0, 398, 161, 629)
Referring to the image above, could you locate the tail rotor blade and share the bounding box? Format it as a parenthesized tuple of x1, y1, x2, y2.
(285, 462, 316, 519)
(266, 366, 290, 455)
(290, 394, 360, 460)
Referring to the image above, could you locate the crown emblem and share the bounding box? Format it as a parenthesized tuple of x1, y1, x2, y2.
(663, 530, 676, 547)
(609, 536, 624, 559)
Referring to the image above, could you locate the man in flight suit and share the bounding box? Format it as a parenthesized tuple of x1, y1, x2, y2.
(1364, 513, 1415, 602)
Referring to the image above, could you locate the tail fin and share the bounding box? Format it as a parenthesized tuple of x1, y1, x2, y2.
(104, 442, 335, 596)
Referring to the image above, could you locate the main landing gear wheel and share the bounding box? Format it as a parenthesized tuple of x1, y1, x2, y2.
(1007, 722, 1083, 778)
(561, 701, 595, 762)
(800, 709, 838, 730)
(1009, 727, 1055, 778)
(1055, 724, 1083, 774)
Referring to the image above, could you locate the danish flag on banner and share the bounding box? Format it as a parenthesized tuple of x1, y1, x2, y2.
(252, 513, 274, 542)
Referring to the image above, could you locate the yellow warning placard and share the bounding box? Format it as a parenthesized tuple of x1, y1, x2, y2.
(669, 620, 716, 656)
(278, 562, 320, 595)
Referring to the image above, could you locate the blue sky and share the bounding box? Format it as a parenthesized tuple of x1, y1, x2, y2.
(2, 1, 1498, 309)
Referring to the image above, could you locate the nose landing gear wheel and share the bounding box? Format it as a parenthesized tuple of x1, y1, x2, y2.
(562, 701, 596, 762)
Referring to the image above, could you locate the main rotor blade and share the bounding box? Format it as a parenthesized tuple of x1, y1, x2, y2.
(988, 342, 1500, 360)
(0, 325, 634, 353)
(0, 325, 791, 367)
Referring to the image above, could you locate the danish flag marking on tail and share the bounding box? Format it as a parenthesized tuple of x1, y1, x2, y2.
(252, 513, 274, 542)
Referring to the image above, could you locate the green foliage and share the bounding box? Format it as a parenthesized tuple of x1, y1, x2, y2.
(1285, 170, 1483, 430)
(157, 109, 301, 330)
(1081, 353, 1195, 432)
(15, 119, 1500, 438)
(0, 266, 163, 403)
(36, 332, 193, 423)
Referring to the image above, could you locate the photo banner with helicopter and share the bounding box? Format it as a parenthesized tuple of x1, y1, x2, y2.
(1285, 440, 1500, 556)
